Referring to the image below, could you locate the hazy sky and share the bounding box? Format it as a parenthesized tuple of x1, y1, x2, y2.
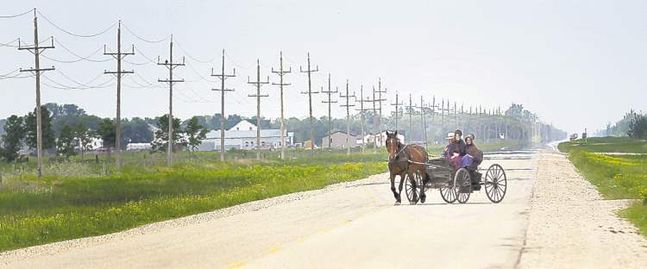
(1, 0, 646, 134)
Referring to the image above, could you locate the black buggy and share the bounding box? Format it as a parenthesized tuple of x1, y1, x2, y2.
(404, 158, 507, 204)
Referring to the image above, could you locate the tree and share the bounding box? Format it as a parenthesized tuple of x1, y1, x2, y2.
(151, 114, 184, 152)
(122, 118, 154, 145)
(25, 106, 56, 151)
(74, 123, 94, 158)
(185, 116, 208, 152)
(627, 113, 647, 139)
(97, 119, 116, 150)
(1, 115, 26, 162)
(56, 125, 76, 159)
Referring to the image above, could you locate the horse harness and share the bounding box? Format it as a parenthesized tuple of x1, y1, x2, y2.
(389, 143, 427, 166)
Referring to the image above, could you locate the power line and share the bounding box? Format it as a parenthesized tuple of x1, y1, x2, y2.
(36, 10, 116, 38)
(175, 41, 215, 64)
(0, 8, 33, 19)
(41, 75, 113, 90)
(122, 23, 171, 44)
(0, 38, 20, 48)
(54, 40, 111, 62)
(55, 70, 106, 87)
(40, 46, 106, 63)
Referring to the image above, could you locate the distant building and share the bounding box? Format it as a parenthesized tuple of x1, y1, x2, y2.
(321, 131, 359, 149)
(363, 132, 405, 148)
(198, 120, 294, 151)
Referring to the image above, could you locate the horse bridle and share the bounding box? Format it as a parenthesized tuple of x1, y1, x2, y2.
(388, 140, 408, 163)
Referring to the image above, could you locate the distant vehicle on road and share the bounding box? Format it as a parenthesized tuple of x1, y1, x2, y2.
(570, 133, 578, 141)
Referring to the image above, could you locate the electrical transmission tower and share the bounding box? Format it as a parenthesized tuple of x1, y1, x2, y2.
(247, 59, 270, 160)
(18, 9, 55, 177)
(104, 21, 134, 169)
(340, 80, 355, 155)
(271, 51, 290, 160)
(299, 53, 319, 151)
(321, 73, 337, 149)
(391, 91, 403, 130)
(211, 49, 236, 162)
(157, 35, 185, 166)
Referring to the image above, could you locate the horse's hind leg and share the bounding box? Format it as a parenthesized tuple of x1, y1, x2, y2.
(390, 173, 400, 204)
(408, 171, 418, 205)
(417, 169, 427, 204)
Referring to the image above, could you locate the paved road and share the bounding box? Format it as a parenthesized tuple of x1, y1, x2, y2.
(2, 150, 645, 268)
(1, 151, 537, 269)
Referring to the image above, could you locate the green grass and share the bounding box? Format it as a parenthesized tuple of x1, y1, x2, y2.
(558, 136, 647, 153)
(559, 137, 647, 237)
(0, 150, 386, 252)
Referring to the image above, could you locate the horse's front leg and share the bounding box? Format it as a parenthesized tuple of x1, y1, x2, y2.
(397, 172, 406, 203)
(390, 173, 400, 205)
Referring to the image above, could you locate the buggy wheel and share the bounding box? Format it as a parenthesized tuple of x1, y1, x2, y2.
(485, 164, 507, 203)
(405, 172, 422, 204)
(439, 172, 458, 204)
(455, 168, 472, 204)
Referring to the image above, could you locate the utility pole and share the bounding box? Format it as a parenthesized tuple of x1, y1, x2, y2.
(320, 73, 337, 149)
(340, 80, 355, 155)
(374, 79, 387, 146)
(415, 96, 428, 148)
(405, 94, 414, 143)
(300, 53, 319, 151)
(157, 35, 185, 166)
(355, 85, 371, 152)
(440, 99, 445, 127)
(247, 59, 270, 160)
(104, 21, 134, 169)
(18, 9, 55, 177)
(391, 91, 403, 131)
(271, 51, 290, 160)
(212, 50, 236, 161)
(454, 101, 458, 128)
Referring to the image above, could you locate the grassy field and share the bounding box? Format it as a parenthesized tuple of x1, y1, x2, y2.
(0, 149, 386, 252)
(558, 137, 647, 236)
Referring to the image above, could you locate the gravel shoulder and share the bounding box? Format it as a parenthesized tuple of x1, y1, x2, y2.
(517, 151, 647, 268)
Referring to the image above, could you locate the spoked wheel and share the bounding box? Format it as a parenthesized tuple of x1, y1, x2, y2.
(485, 164, 507, 203)
(455, 168, 472, 204)
(405, 172, 422, 204)
(439, 173, 457, 204)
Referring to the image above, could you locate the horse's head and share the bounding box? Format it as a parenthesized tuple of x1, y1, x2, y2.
(385, 131, 400, 161)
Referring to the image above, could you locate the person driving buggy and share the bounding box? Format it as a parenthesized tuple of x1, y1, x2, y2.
(464, 134, 484, 190)
(443, 129, 466, 169)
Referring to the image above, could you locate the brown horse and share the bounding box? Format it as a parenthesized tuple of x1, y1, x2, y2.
(385, 131, 430, 204)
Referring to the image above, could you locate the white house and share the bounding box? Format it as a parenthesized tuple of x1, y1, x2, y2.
(198, 120, 294, 151)
(363, 132, 405, 148)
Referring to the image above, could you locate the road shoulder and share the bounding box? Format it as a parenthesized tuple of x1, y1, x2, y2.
(518, 150, 647, 268)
